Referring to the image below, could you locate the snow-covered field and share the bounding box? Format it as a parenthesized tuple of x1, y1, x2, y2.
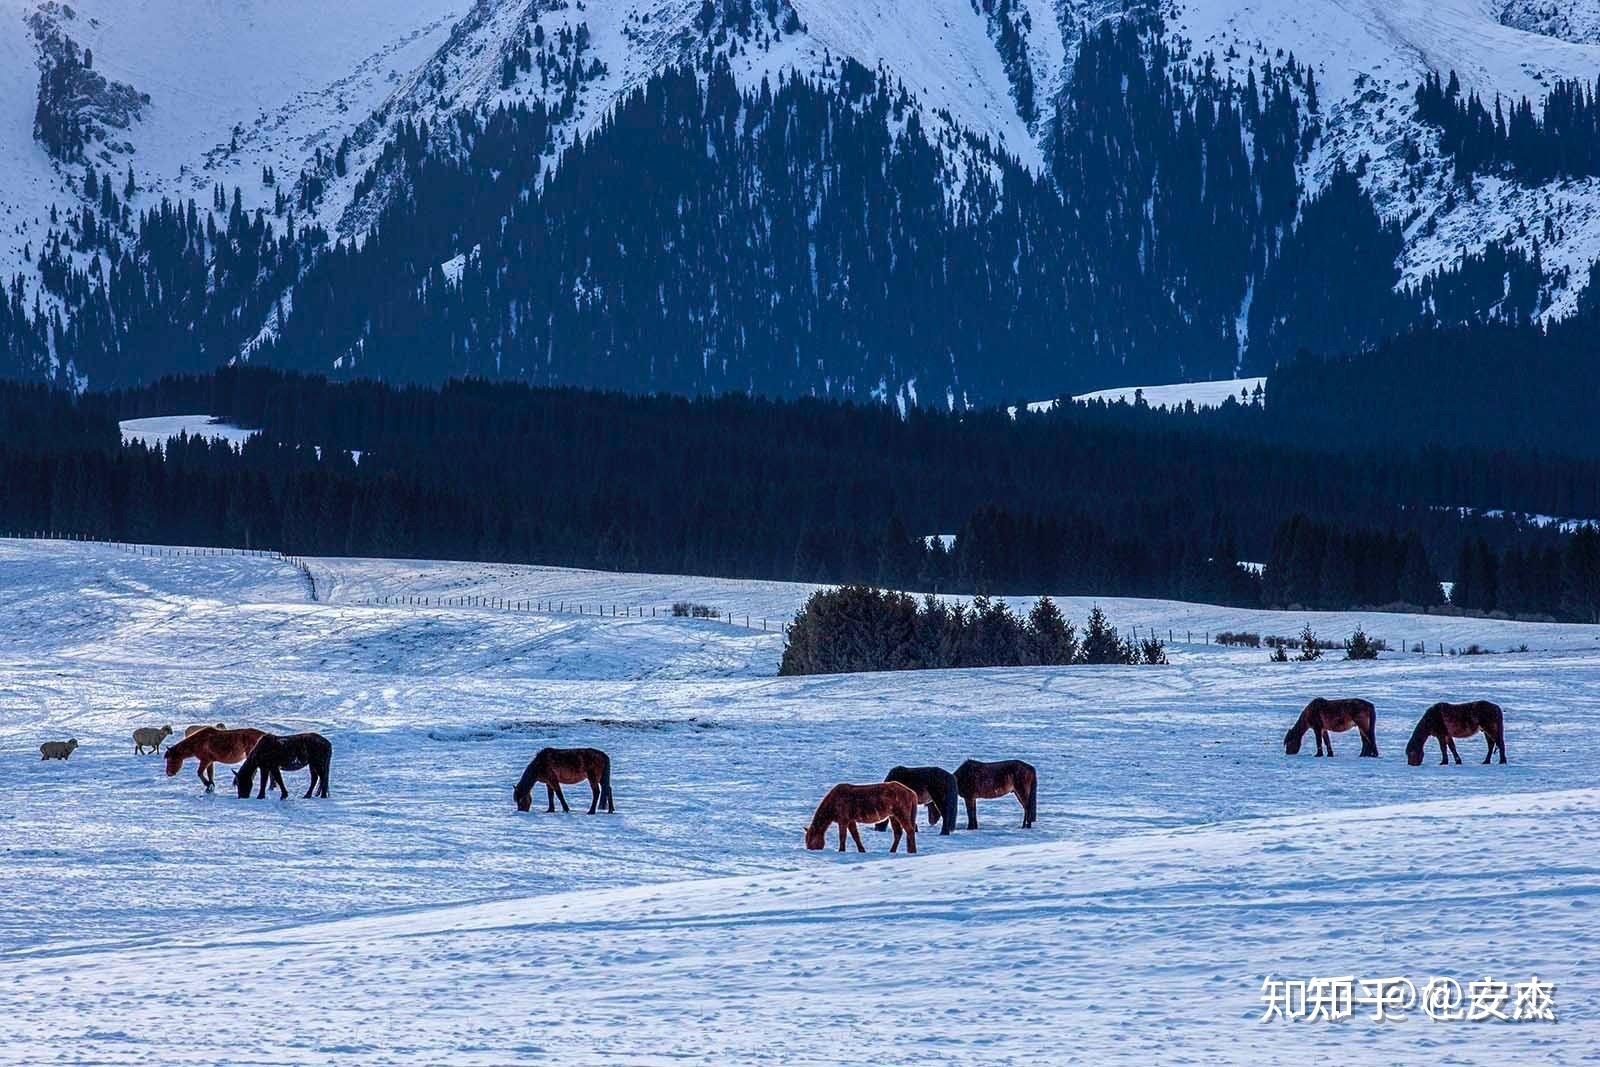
(1071, 376, 1268, 410)
(118, 414, 256, 449)
(1, 537, 1596, 1063)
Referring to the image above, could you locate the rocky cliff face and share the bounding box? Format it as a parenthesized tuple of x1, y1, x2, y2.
(28, 4, 148, 165)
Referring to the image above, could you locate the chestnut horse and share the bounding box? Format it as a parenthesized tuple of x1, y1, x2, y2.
(806, 782, 919, 854)
(955, 759, 1037, 830)
(1406, 701, 1507, 766)
(164, 727, 266, 792)
(514, 747, 614, 814)
(1284, 697, 1379, 757)
(235, 732, 333, 799)
(873, 765, 959, 836)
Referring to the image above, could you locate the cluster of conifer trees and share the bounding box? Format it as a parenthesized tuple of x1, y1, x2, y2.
(778, 587, 1163, 676)
(1416, 70, 1600, 184)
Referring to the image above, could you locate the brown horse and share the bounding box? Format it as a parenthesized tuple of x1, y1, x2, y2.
(1406, 701, 1507, 766)
(235, 732, 332, 799)
(806, 782, 919, 854)
(514, 748, 614, 814)
(955, 759, 1037, 829)
(1284, 697, 1379, 757)
(164, 727, 266, 792)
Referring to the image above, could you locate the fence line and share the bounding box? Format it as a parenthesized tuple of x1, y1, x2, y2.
(354, 592, 776, 633)
(2, 530, 771, 632)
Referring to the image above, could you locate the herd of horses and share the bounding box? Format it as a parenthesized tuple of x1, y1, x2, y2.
(33, 697, 1508, 853)
(1283, 697, 1509, 765)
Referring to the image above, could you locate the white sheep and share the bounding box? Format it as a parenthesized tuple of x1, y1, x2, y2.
(133, 725, 174, 754)
(184, 722, 225, 738)
(40, 739, 79, 760)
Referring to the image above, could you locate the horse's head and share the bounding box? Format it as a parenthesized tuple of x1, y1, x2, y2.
(804, 825, 826, 850)
(1405, 740, 1425, 766)
(1283, 725, 1304, 755)
(513, 785, 533, 813)
(234, 766, 254, 797)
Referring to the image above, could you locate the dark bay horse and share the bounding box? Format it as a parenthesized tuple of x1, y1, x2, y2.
(514, 748, 614, 814)
(873, 766, 959, 836)
(1284, 697, 1379, 757)
(235, 732, 333, 799)
(955, 759, 1037, 830)
(164, 727, 267, 792)
(1406, 701, 1507, 766)
(806, 782, 919, 854)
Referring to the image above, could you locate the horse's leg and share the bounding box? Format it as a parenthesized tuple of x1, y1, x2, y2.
(1322, 729, 1334, 757)
(1437, 735, 1450, 765)
(586, 773, 600, 815)
(1497, 724, 1508, 764)
(545, 783, 556, 813)
(904, 819, 917, 855)
(926, 802, 939, 828)
(848, 822, 866, 853)
(552, 781, 570, 813)
(199, 760, 214, 792)
(1450, 736, 1464, 765)
(890, 819, 903, 853)
(964, 790, 979, 831)
(837, 820, 847, 852)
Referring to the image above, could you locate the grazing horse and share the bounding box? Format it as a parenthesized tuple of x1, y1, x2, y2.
(164, 727, 267, 792)
(1406, 701, 1507, 766)
(235, 732, 333, 799)
(955, 759, 1037, 830)
(1284, 697, 1379, 757)
(514, 748, 614, 814)
(806, 782, 919, 854)
(873, 766, 959, 836)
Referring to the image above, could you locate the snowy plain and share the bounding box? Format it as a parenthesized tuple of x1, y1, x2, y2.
(1, 537, 1596, 1063)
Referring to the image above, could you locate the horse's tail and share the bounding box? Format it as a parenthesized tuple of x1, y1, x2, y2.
(600, 757, 614, 812)
(941, 776, 959, 835)
(1363, 702, 1380, 757)
(1024, 770, 1039, 824)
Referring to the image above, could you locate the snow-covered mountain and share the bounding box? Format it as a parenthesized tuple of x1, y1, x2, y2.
(5, 0, 1600, 393)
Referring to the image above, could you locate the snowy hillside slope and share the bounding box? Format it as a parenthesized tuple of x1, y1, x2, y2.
(0, 0, 466, 288)
(1171, 0, 1600, 319)
(1, 537, 1597, 1061)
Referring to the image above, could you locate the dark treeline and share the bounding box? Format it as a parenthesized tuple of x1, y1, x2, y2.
(7, 367, 1600, 619)
(1264, 313, 1600, 462)
(1416, 69, 1600, 184)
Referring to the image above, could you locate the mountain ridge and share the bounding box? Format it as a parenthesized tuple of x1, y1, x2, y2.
(4, 0, 1600, 398)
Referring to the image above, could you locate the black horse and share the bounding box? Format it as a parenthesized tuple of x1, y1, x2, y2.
(873, 765, 959, 836)
(235, 732, 332, 799)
